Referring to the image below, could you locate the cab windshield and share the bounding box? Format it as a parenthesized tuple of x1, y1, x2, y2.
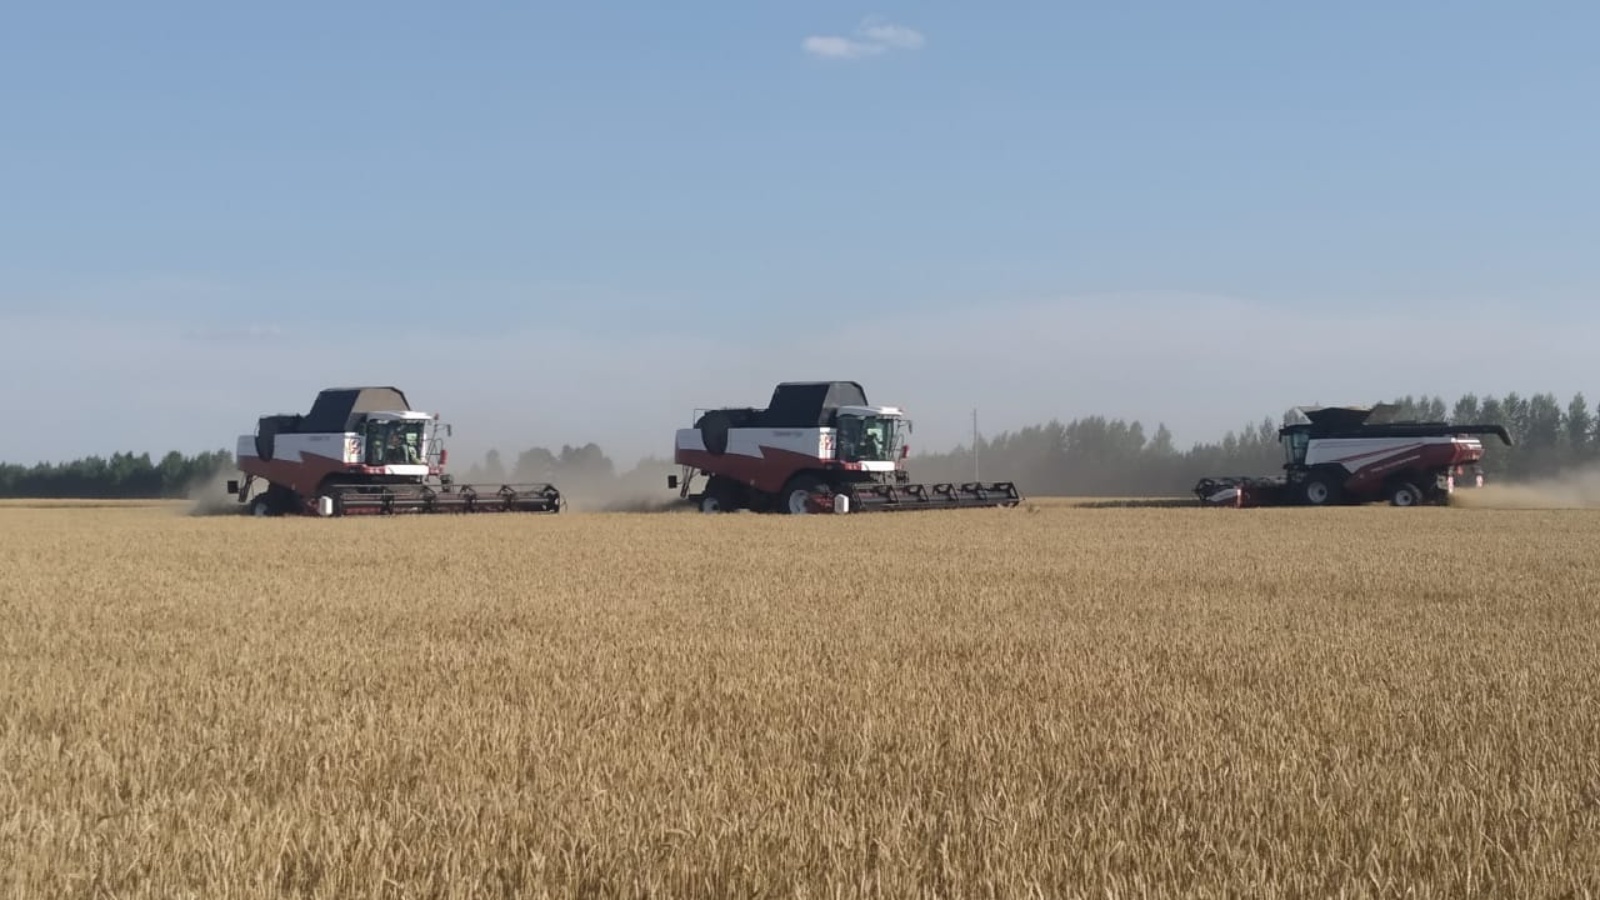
(1282, 429, 1310, 465)
(837, 415, 904, 463)
(365, 419, 427, 466)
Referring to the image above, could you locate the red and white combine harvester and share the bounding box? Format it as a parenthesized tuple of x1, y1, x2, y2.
(670, 380, 1022, 514)
(1193, 403, 1512, 508)
(226, 386, 563, 516)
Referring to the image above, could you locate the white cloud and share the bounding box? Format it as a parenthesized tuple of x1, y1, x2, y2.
(857, 17, 925, 50)
(801, 35, 884, 59)
(803, 17, 925, 60)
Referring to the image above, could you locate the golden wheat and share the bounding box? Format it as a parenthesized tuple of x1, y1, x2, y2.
(2, 502, 1598, 898)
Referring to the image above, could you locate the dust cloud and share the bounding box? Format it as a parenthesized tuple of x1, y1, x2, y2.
(578, 493, 691, 514)
(183, 464, 247, 517)
(1451, 467, 1600, 509)
(553, 480, 691, 514)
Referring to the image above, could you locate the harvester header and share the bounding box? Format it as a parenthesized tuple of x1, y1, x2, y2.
(669, 380, 1021, 514)
(227, 386, 563, 516)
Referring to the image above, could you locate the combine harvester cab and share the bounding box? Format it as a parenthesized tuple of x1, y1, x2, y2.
(226, 386, 564, 517)
(668, 380, 1022, 514)
(1195, 403, 1511, 508)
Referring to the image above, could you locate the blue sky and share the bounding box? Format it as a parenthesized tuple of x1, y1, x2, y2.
(4, 2, 1599, 466)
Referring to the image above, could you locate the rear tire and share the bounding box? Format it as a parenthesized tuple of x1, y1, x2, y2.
(251, 484, 300, 516)
(699, 476, 741, 513)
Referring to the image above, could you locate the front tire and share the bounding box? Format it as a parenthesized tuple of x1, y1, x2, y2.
(779, 474, 826, 515)
(1301, 472, 1341, 506)
(1389, 482, 1423, 507)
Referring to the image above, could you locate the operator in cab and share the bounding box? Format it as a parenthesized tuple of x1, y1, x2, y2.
(861, 431, 882, 460)
(385, 431, 419, 464)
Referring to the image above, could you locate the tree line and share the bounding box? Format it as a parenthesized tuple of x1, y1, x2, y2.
(455, 442, 675, 501)
(0, 450, 235, 499)
(3, 391, 1594, 500)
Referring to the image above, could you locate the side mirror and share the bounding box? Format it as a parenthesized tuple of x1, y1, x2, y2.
(226, 480, 239, 494)
(667, 475, 679, 489)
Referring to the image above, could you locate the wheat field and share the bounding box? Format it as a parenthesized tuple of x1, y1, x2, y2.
(2, 499, 1598, 899)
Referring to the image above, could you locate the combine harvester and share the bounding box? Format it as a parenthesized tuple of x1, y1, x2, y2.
(1193, 403, 1512, 508)
(669, 380, 1022, 514)
(226, 386, 563, 517)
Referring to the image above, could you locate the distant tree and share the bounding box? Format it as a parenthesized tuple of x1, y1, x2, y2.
(1503, 393, 1530, 441)
(481, 449, 506, 483)
(158, 450, 189, 494)
(1570, 393, 1595, 464)
(1525, 393, 1564, 467)
(513, 447, 558, 483)
(1476, 396, 1509, 477)
(1391, 394, 1447, 421)
(1479, 395, 1506, 426)
(1148, 424, 1177, 457)
(557, 443, 616, 482)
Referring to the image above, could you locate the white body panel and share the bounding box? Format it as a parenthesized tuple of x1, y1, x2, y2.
(854, 460, 898, 473)
(362, 463, 432, 477)
(1306, 436, 1478, 469)
(837, 404, 904, 418)
(237, 431, 358, 464)
(676, 426, 902, 467)
(236, 430, 430, 477)
(675, 426, 901, 470)
(676, 426, 833, 459)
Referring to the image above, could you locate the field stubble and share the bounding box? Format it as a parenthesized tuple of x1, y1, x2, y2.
(2, 501, 1598, 898)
